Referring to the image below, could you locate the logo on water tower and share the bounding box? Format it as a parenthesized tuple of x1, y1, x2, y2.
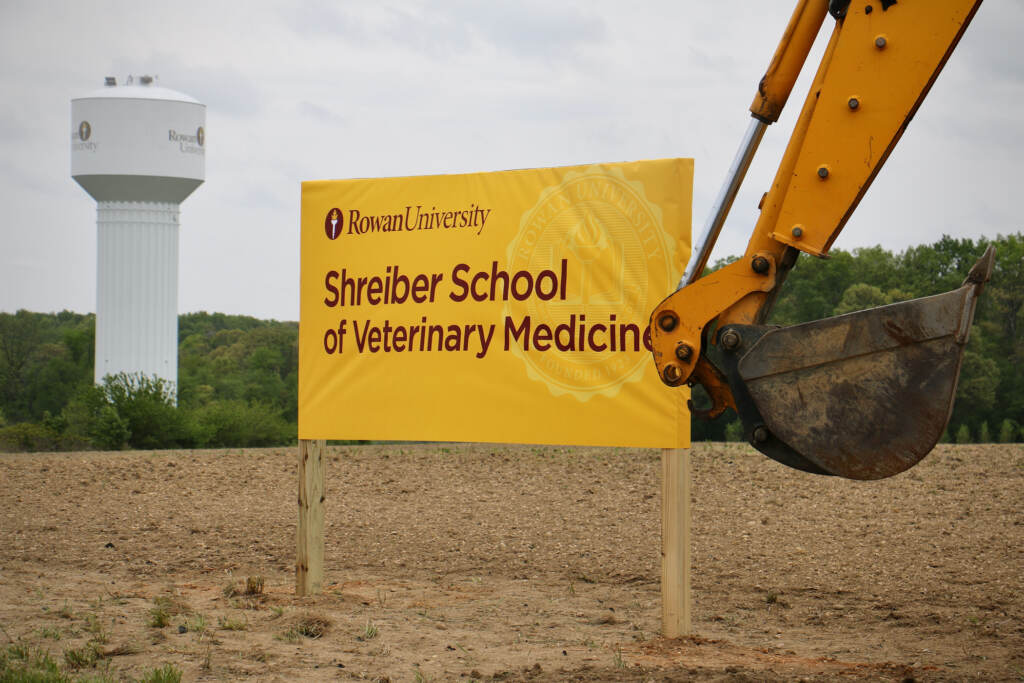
(196, 126, 204, 147)
(324, 208, 343, 240)
(78, 121, 91, 142)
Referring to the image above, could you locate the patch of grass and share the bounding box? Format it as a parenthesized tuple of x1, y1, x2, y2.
(84, 614, 108, 644)
(1, 643, 69, 682)
(277, 629, 302, 645)
(244, 576, 264, 596)
(147, 606, 170, 629)
(217, 614, 248, 631)
(279, 612, 331, 641)
(63, 641, 101, 669)
(268, 606, 284, 619)
(37, 627, 62, 640)
(137, 663, 182, 683)
(184, 613, 207, 635)
(148, 596, 190, 628)
(357, 621, 379, 641)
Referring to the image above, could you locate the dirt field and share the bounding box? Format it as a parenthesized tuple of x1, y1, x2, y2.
(1, 442, 1022, 682)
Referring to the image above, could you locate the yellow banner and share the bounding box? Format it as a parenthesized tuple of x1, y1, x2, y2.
(300, 159, 692, 447)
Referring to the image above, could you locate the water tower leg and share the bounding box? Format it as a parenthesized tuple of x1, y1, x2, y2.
(297, 439, 325, 595)
(94, 200, 179, 395)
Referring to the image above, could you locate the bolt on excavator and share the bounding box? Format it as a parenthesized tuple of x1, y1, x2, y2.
(649, 0, 993, 480)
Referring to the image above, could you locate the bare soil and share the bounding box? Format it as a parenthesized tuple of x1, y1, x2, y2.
(1, 442, 1022, 682)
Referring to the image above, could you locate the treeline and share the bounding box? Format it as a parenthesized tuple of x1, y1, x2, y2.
(692, 233, 1024, 444)
(0, 312, 298, 451)
(0, 234, 1021, 451)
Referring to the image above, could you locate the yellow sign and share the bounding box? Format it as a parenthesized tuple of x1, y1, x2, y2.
(300, 158, 692, 447)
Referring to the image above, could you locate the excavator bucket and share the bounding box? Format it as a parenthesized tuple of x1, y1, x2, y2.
(711, 246, 995, 480)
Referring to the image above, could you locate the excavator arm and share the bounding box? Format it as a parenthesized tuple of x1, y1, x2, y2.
(649, 0, 991, 479)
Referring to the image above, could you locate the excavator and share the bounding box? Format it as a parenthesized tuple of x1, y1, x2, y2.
(649, 0, 992, 480)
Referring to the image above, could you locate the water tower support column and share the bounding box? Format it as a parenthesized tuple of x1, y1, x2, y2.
(94, 201, 180, 388)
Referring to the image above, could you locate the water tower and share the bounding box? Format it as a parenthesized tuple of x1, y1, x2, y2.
(71, 75, 205, 394)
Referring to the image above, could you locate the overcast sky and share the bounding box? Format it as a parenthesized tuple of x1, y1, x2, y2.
(1, 1, 1020, 321)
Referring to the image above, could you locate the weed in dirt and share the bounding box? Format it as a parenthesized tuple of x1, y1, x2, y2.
(63, 641, 101, 669)
(217, 614, 248, 631)
(613, 645, 626, 669)
(766, 592, 778, 605)
(184, 614, 207, 635)
(58, 601, 74, 619)
(278, 629, 302, 645)
(280, 613, 331, 642)
(148, 596, 190, 628)
(84, 614, 108, 644)
(412, 667, 431, 682)
(375, 589, 388, 608)
(222, 575, 263, 602)
(137, 663, 182, 683)
(1, 643, 67, 682)
(37, 627, 62, 640)
(147, 606, 170, 629)
(244, 576, 265, 595)
(357, 621, 379, 641)
(268, 606, 284, 619)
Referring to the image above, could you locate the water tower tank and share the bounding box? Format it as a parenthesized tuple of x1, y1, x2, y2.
(71, 76, 205, 394)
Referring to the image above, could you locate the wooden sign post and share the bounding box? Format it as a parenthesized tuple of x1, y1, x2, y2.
(296, 438, 325, 595)
(294, 439, 692, 633)
(661, 447, 692, 637)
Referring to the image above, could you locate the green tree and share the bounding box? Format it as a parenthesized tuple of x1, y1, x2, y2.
(998, 419, 1017, 443)
(99, 373, 190, 449)
(955, 424, 972, 444)
(978, 421, 991, 443)
(833, 283, 888, 316)
(0, 310, 44, 422)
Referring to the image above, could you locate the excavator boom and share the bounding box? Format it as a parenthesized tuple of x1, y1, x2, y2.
(650, 0, 990, 479)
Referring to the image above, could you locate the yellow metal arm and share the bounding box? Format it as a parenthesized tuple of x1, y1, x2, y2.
(749, 0, 828, 123)
(651, 0, 983, 396)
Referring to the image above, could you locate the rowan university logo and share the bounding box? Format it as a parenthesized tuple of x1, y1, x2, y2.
(505, 166, 676, 401)
(324, 208, 343, 240)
